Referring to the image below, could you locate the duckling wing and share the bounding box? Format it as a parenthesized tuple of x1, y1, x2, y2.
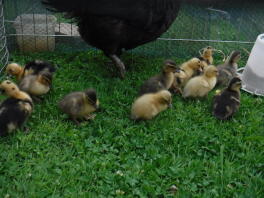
(59, 92, 83, 115)
(138, 75, 164, 96)
(200, 79, 210, 88)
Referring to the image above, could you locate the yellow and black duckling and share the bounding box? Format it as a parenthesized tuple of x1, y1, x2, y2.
(183, 65, 218, 98)
(131, 90, 172, 120)
(180, 57, 204, 86)
(58, 89, 99, 125)
(217, 51, 241, 87)
(6, 60, 55, 81)
(5, 63, 24, 80)
(213, 77, 241, 120)
(0, 80, 33, 136)
(138, 60, 179, 96)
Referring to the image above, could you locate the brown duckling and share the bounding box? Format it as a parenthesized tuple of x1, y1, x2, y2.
(0, 80, 33, 136)
(131, 90, 172, 120)
(217, 51, 241, 87)
(201, 46, 214, 65)
(58, 89, 99, 125)
(183, 65, 218, 98)
(169, 68, 187, 94)
(138, 60, 179, 96)
(19, 70, 53, 98)
(213, 77, 241, 120)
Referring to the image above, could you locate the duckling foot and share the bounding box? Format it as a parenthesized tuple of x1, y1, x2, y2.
(169, 87, 182, 95)
(84, 114, 96, 121)
(109, 54, 126, 79)
(32, 96, 43, 103)
(71, 117, 80, 126)
(22, 126, 30, 134)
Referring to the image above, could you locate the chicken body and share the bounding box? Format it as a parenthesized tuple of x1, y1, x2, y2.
(42, 0, 181, 77)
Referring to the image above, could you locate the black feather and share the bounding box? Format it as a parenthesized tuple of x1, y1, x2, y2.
(24, 60, 56, 75)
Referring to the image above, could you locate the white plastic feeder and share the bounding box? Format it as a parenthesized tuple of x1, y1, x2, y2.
(238, 34, 264, 96)
(13, 14, 57, 52)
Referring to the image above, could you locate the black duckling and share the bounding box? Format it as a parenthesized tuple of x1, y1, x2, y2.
(0, 80, 33, 136)
(6, 60, 55, 81)
(217, 51, 241, 87)
(213, 77, 241, 120)
(131, 90, 172, 120)
(138, 60, 179, 96)
(58, 89, 99, 125)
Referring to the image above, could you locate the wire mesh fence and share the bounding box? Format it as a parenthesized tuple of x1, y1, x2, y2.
(2, 0, 264, 64)
(0, 0, 9, 75)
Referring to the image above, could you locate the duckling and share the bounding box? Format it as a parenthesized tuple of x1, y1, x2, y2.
(23, 60, 56, 76)
(6, 63, 24, 80)
(180, 57, 203, 86)
(217, 51, 241, 87)
(0, 80, 33, 136)
(213, 77, 241, 120)
(58, 89, 99, 125)
(6, 60, 55, 81)
(201, 46, 214, 65)
(183, 65, 218, 98)
(131, 90, 172, 120)
(138, 60, 179, 96)
(19, 70, 53, 98)
(169, 69, 187, 94)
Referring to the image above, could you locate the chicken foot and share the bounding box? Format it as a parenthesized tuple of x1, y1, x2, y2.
(109, 54, 126, 78)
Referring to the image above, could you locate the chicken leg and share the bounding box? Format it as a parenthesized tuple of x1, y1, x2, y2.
(109, 54, 126, 78)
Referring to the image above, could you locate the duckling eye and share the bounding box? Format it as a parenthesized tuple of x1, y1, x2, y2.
(12, 87, 15, 90)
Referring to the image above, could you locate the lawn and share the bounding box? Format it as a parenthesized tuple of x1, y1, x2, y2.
(0, 49, 263, 197)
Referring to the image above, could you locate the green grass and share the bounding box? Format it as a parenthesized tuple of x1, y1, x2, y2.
(0, 50, 264, 198)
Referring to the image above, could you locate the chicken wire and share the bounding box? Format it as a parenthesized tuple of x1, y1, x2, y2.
(3, 0, 264, 62)
(0, 0, 9, 75)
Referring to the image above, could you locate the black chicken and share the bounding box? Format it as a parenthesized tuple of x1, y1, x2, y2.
(42, 0, 253, 77)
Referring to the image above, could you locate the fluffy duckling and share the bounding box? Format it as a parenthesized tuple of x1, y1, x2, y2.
(6, 63, 24, 80)
(6, 60, 55, 81)
(138, 60, 179, 96)
(213, 77, 241, 120)
(19, 70, 53, 97)
(183, 65, 218, 98)
(201, 46, 214, 65)
(131, 90, 172, 120)
(169, 69, 187, 94)
(180, 57, 203, 86)
(58, 89, 99, 125)
(217, 51, 241, 87)
(0, 80, 33, 136)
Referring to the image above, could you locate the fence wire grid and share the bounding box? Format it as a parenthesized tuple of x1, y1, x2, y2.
(2, 0, 264, 69)
(0, 0, 8, 75)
